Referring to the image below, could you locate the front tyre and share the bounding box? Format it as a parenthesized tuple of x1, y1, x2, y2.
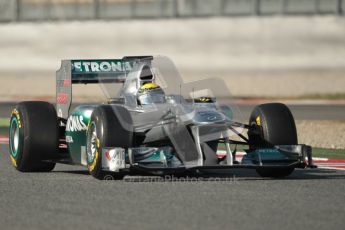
(9, 102, 57, 172)
(248, 103, 297, 178)
(86, 105, 133, 180)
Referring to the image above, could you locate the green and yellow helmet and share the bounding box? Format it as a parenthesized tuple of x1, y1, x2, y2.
(194, 97, 215, 103)
(137, 83, 166, 105)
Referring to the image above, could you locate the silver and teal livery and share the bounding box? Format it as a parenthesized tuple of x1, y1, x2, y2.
(8, 56, 316, 179)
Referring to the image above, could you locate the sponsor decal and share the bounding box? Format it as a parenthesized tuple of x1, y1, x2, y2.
(72, 60, 132, 73)
(63, 79, 70, 86)
(256, 116, 261, 126)
(57, 93, 68, 104)
(65, 135, 73, 143)
(206, 115, 218, 121)
(105, 150, 112, 161)
(59, 144, 68, 149)
(57, 79, 71, 87)
(198, 111, 222, 121)
(66, 115, 87, 132)
(104, 149, 126, 172)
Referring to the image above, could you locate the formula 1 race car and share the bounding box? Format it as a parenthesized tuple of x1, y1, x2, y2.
(9, 56, 315, 179)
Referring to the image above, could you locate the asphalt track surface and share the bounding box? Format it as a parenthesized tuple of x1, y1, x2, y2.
(1, 144, 345, 230)
(0, 102, 344, 121)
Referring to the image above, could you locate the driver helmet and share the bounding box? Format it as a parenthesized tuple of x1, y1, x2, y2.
(137, 83, 166, 105)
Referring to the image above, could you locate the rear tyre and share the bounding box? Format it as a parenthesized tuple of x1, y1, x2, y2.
(9, 102, 57, 172)
(248, 103, 297, 178)
(86, 105, 133, 180)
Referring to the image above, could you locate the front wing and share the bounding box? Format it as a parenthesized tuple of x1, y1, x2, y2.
(101, 144, 316, 176)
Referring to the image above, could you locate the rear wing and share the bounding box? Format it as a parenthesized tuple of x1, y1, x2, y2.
(56, 56, 152, 119)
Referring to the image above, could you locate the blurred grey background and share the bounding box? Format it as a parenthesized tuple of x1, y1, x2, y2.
(0, 0, 344, 101)
(0, 0, 344, 21)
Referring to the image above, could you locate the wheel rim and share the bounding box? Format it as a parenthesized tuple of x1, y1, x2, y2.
(87, 122, 97, 164)
(9, 117, 19, 157)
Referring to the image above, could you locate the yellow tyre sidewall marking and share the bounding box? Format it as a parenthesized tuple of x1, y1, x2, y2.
(11, 108, 22, 128)
(256, 116, 261, 126)
(88, 138, 100, 172)
(10, 155, 17, 167)
(10, 108, 22, 167)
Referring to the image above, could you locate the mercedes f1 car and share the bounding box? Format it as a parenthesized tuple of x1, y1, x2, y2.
(9, 56, 315, 179)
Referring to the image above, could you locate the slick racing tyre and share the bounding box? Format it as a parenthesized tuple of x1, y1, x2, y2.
(248, 103, 297, 178)
(86, 105, 133, 180)
(9, 102, 58, 172)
